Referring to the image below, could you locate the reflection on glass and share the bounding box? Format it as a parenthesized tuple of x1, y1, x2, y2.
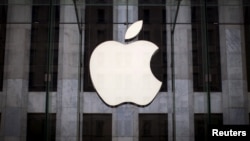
(82, 114, 112, 141)
(244, 0, 250, 92)
(139, 0, 167, 91)
(139, 114, 168, 141)
(0, 2, 7, 91)
(84, 0, 113, 91)
(27, 113, 56, 141)
(191, 0, 221, 92)
(194, 114, 223, 141)
(29, 0, 59, 91)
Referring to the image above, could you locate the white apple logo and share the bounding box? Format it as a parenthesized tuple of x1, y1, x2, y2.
(89, 20, 162, 106)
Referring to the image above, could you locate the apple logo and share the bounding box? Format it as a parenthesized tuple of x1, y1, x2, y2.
(89, 20, 162, 106)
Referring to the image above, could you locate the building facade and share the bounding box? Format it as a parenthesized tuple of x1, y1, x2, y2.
(0, 0, 249, 141)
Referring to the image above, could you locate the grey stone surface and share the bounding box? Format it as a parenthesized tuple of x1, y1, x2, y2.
(114, 105, 138, 137)
(219, 0, 248, 125)
(6, 79, 28, 108)
(3, 108, 21, 136)
(228, 108, 248, 125)
(28, 92, 57, 113)
(1, 3, 31, 141)
(83, 92, 113, 113)
(175, 112, 192, 137)
(219, 5, 243, 23)
(5, 25, 31, 79)
(7, 5, 31, 22)
(58, 5, 80, 80)
(225, 29, 241, 53)
(172, 2, 194, 141)
(56, 137, 77, 141)
(112, 2, 139, 140)
(113, 4, 138, 42)
(113, 137, 136, 141)
(60, 108, 78, 136)
(56, 4, 80, 141)
(139, 92, 168, 113)
(194, 92, 222, 113)
(60, 80, 78, 108)
(0, 1, 249, 141)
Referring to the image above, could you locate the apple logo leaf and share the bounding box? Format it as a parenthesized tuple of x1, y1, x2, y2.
(125, 20, 143, 40)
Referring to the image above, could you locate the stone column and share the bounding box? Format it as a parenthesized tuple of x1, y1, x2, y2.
(172, 0, 194, 141)
(167, 3, 174, 141)
(56, 0, 80, 140)
(0, 1, 31, 141)
(113, 1, 139, 141)
(219, 0, 248, 124)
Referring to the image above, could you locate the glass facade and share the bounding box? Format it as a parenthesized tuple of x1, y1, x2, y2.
(139, 114, 168, 141)
(84, 0, 113, 91)
(82, 114, 112, 141)
(244, 0, 250, 92)
(0, 0, 249, 141)
(138, 0, 167, 91)
(27, 113, 56, 141)
(29, 0, 59, 91)
(194, 114, 223, 141)
(0, 0, 7, 91)
(191, 0, 221, 92)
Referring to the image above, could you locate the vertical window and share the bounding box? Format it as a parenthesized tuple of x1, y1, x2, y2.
(82, 114, 112, 141)
(97, 9, 105, 23)
(139, 114, 168, 141)
(29, 0, 59, 91)
(0, 1, 7, 91)
(194, 114, 223, 141)
(191, 0, 221, 92)
(162, 9, 166, 24)
(27, 113, 56, 141)
(139, 0, 167, 91)
(84, 0, 113, 91)
(143, 9, 150, 23)
(244, 0, 250, 92)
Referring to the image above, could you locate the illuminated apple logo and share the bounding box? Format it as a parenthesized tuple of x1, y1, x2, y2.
(89, 20, 162, 106)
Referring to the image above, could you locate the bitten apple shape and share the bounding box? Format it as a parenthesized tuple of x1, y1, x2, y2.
(89, 20, 162, 106)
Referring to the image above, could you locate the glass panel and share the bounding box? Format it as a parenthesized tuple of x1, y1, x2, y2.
(191, 0, 221, 92)
(29, 1, 59, 91)
(194, 114, 223, 141)
(82, 114, 112, 141)
(139, 114, 168, 141)
(138, 0, 167, 91)
(27, 113, 56, 141)
(0, 1, 7, 91)
(0, 1, 249, 141)
(1, 0, 82, 141)
(2, 0, 244, 5)
(84, 0, 113, 91)
(244, 0, 250, 92)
